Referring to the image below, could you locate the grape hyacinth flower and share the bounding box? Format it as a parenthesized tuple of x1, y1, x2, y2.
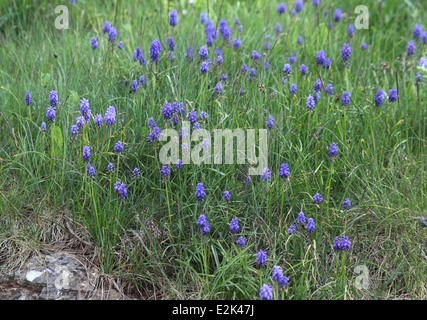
(389, 89, 397, 102)
(325, 83, 333, 95)
(82, 146, 90, 162)
(288, 54, 296, 65)
(288, 224, 296, 235)
(160, 165, 170, 179)
(316, 50, 326, 65)
(290, 84, 297, 95)
(200, 13, 207, 25)
(80, 99, 89, 116)
(236, 236, 245, 247)
(195, 183, 205, 202)
(334, 9, 342, 22)
(256, 250, 267, 267)
(201, 60, 210, 74)
(94, 114, 103, 127)
(169, 10, 177, 27)
(49, 91, 58, 106)
(416, 72, 421, 82)
(223, 190, 231, 202)
(421, 218, 427, 228)
(199, 46, 208, 60)
(162, 103, 173, 120)
(188, 110, 197, 124)
(197, 215, 210, 236)
(104, 106, 116, 126)
(374, 90, 384, 107)
(279, 163, 290, 179)
(333, 236, 351, 251)
(131, 80, 138, 93)
(86, 163, 96, 178)
(76, 116, 85, 128)
(328, 142, 338, 158)
(172, 159, 182, 171)
(193, 122, 201, 131)
(215, 55, 223, 65)
(229, 218, 239, 234)
(132, 168, 140, 179)
(306, 95, 315, 111)
(71, 125, 79, 136)
(312, 193, 323, 204)
(215, 82, 222, 95)
(114, 140, 123, 154)
(265, 60, 270, 72)
(277, 3, 286, 15)
(139, 76, 145, 86)
(91, 37, 98, 50)
(312, 0, 319, 6)
(300, 64, 307, 76)
(275, 23, 282, 35)
(342, 198, 351, 210)
(272, 266, 283, 282)
(259, 284, 272, 300)
(306, 218, 315, 233)
(407, 40, 416, 58)
(117, 41, 123, 50)
(114, 182, 127, 199)
(261, 168, 271, 182)
(41, 122, 46, 132)
(46, 107, 56, 122)
(341, 43, 351, 62)
(422, 32, 427, 45)
(295, 0, 303, 13)
(348, 24, 354, 38)
(25, 92, 32, 105)
(341, 91, 351, 106)
(199, 111, 208, 121)
(167, 37, 175, 52)
(147, 126, 161, 143)
(413, 24, 422, 39)
(250, 50, 261, 61)
(149, 40, 162, 64)
(103, 21, 111, 34)
(283, 63, 291, 76)
(291, 10, 296, 16)
(108, 27, 117, 43)
(186, 46, 194, 62)
(323, 58, 331, 70)
(313, 78, 322, 93)
(361, 43, 368, 51)
(233, 38, 241, 50)
(297, 212, 306, 225)
(297, 35, 302, 44)
(277, 275, 289, 288)
(265, 116, 274, 130)
(106, 163, 114, 173)
(246, 176, 251, 185)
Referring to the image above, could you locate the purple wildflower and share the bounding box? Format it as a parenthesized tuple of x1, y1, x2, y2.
(259, 284, 272, 300)
(82, 146, 90, 162)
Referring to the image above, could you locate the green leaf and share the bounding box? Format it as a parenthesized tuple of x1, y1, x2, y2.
(50, 124, 63, 159)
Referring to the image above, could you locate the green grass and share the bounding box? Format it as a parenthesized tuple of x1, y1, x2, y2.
(0, 0, 426, 300)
